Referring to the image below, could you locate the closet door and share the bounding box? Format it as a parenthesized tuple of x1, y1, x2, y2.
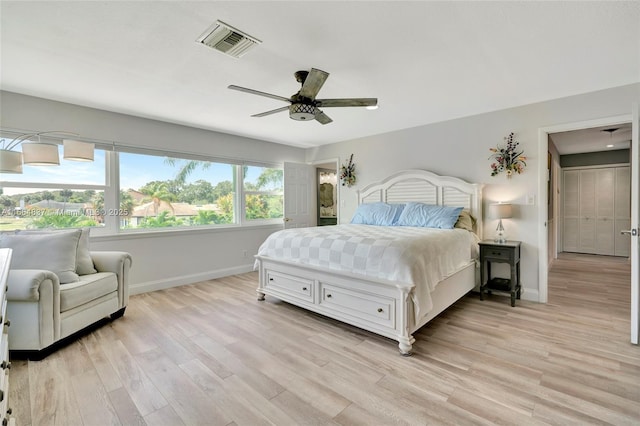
(563, 170, 580, 252)
(579, 169, 597, 254)
(615, 166, 631, 257)
(595, 168, 615, 255)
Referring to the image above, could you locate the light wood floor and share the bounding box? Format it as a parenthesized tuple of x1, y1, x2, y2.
(10, 253, 639, 425)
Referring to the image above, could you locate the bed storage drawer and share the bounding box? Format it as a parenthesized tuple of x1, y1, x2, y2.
(265, 270, 314, 303)
(319, 282, 395, 328)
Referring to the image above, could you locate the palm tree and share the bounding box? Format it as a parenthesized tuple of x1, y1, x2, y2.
(60, 189, 72, 213)
(140, 181, 176, 216)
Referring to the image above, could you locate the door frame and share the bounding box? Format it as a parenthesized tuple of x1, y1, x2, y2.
(537, 114, 631, 303)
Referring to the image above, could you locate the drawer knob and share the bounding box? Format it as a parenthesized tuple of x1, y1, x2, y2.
(377, 308, 383, 313)
(5, 408, 11, 415)
(302, 287, 307, 291)
(269, 278, 274, 281)
(3, 320, 9, 327)
(326, 294, 332, 298)
(1, 361, 10, 370)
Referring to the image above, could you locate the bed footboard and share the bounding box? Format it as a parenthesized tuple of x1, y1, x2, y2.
(256, 255, 476, 355)
(257, 255, 418, 355)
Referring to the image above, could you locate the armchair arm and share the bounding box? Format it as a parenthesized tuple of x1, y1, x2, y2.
(90, 251, 132, 309)
(6, 269, 61, 349)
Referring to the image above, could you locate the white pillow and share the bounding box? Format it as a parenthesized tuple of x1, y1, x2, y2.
(0, 230, 82, 283)
(17, 228, 97, 275)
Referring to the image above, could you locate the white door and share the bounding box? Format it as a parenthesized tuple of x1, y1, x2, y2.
(629, 104, 640, 344)
(283, 162, 315, 229)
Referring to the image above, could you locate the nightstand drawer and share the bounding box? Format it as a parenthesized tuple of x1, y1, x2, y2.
(480, 246, 513, 261)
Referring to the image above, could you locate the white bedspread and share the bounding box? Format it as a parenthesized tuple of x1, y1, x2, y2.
(256, 224, 479, 320)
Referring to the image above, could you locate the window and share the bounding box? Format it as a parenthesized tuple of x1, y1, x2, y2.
(0, 146, 107, 231)
(1, 141, 283, 232)
(119, 152, 237, 229)
(243, 165, 284, 221)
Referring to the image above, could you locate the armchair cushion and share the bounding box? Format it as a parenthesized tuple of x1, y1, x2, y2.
(0, 230, 81, 283)
(59, 272, 117, 312)
(17, 228, 97, 275)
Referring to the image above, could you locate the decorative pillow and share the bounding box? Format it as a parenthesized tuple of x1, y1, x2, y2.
(396, 203, 463, 229)
(350, 202, 405, 226)
(0, 229, 82, 283)
(17, 228, 97, 275)
(455, 209, 477, 232)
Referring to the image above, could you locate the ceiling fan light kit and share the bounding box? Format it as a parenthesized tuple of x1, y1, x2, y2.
(289, 103, 316, 121)
(228, 68, 378, 125)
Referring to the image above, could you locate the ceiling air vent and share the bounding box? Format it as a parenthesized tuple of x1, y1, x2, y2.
(196, 20, 261, 58)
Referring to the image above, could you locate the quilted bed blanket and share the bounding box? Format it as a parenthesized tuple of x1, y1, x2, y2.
(256, 224, 479, 320)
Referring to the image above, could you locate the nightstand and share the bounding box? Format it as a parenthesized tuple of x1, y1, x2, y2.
(479, 240, 521, 307)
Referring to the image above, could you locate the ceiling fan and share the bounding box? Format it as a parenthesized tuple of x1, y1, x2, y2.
(228, 68, 378, 125)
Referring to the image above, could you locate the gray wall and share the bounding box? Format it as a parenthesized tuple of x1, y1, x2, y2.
(307, 83, 640, 302)
(0, 91, 306, 294)
(560, 149, 630, 168)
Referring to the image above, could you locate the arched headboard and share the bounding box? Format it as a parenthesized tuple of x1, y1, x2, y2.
(357, 170, 484, 238)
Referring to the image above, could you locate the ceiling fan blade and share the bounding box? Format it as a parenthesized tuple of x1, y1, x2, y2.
(299, 68, 329, 99)
(228, 85, 291, 103)
(251, 106, 290, 117)
(316, 98, 378, 108)
(314, 109, 333, 125)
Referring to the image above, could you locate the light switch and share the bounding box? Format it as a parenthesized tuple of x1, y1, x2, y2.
(526, 194, 535, 205)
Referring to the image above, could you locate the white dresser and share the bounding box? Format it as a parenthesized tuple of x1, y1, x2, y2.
(0, 249, 13, 426)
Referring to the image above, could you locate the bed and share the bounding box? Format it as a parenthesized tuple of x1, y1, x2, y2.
(255, 169, 484, 355)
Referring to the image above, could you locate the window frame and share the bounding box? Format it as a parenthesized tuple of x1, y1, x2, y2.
(0, 143, 285, 235)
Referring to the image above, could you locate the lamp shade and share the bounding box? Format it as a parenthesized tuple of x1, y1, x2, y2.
(0, 150, 23, 174)
(63, 139, 94, 161)
(22, 142, 60, 165)
(490, 203, 512, 219)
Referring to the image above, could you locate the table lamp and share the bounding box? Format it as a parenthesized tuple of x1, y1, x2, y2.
(491, 203, 512, 244)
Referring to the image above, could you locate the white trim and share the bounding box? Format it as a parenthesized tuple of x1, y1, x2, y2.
(130, 263, 255, 295)
(537, 114, 632, 303)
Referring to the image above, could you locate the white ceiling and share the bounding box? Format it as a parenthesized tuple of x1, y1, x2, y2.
(1, 1, 639, 149)
(551, 123, 632, 155)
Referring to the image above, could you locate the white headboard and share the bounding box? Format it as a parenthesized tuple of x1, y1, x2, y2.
(357, 170, 484, 238)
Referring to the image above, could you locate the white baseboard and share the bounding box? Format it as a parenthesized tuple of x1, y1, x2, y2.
(521, 286, 539, 303)
(129, 264, 256, 295)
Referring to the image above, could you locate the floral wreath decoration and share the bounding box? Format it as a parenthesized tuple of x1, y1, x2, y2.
(340, 154, 356, 187)
(489, 132, 527, 177)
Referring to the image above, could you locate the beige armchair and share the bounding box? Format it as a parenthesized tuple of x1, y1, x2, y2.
(0, 229, 132, 359)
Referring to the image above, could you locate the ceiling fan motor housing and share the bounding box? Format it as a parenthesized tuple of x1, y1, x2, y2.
(289, 103, 316, 121)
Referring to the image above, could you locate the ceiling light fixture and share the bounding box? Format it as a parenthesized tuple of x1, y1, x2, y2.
(601, 127, 619, 150)
(0, 131, 94, 174)
(289, 103, 316, 121)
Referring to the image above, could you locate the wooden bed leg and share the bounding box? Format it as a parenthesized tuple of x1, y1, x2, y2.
(257, 291, 265, 301)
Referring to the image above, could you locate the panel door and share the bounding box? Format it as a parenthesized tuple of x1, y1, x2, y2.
(283, 162, 315, 229)
(594, 168, 615, 255)
(579, 169, 597, 253)
(563, 170, 580, 252)
(615, 167, 631, 257)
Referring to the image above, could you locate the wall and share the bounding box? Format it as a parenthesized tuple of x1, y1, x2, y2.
(560, 149, 630, 168)
(0, 91, 306, 294)
(307, 83, 640, 302)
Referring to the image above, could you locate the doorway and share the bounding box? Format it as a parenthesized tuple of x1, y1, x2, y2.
(538, 115, 632, 304)
(314, 160, 339, 226)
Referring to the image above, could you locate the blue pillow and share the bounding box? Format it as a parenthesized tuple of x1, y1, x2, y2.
(350, 202, 405, 226)
(396, 203, 463, 229)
